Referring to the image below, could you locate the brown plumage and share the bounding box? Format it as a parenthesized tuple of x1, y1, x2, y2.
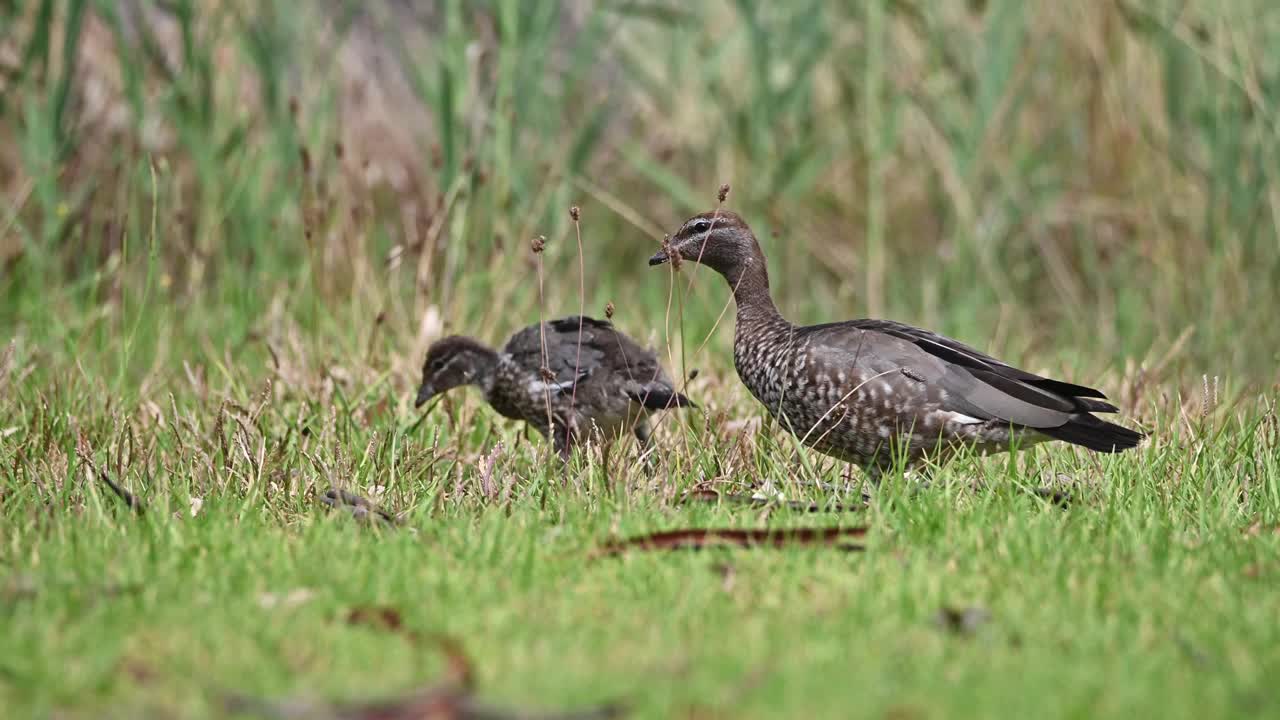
(415, 316, 693, 459)
(649, 210, 1142, 480)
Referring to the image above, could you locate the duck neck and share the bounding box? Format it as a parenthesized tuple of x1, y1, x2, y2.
(470, 348, 502, 396)
(727, 256, 785, 330)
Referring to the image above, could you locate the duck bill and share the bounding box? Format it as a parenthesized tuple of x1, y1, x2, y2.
(648, 249, 670, 266)
(413, 384, 435, 409)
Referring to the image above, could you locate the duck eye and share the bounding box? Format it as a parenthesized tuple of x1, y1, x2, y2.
(692, 220, 711, 233)
(429, 358, 445, 372)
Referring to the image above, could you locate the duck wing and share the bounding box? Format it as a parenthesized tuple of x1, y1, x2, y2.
(502, 316, 611, 393)
(508, 317, 694, 409)
(800, 320, 1141, 451)
(848, 319, 1113, 402)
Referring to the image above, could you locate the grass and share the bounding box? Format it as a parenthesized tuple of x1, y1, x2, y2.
(5, 445, 1279, 718)
(3, 0, 1280, 717)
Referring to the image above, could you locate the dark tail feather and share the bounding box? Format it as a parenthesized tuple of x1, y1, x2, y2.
(1041, 414, 1144, 453)
(629, 387, 696, 411)
(1076, 397, 1120, 413)
(1030, 378, 1110, 400)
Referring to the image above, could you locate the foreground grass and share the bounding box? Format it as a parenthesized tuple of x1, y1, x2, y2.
(3, 392, 1279, 718)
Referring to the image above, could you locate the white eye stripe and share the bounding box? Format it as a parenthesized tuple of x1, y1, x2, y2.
(431, 355, 463, 374)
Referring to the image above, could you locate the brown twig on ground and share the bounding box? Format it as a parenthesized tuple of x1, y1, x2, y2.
(222, 638, 625, 720)
(593, 525, 868, 558)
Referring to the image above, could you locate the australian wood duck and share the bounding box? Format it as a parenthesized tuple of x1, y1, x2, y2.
(649, 210, 1142, 480)
(415, 316, 693, 459)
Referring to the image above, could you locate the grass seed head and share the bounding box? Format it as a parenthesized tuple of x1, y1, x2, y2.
(605, 301, 614, 319)
(661, 233, 682, 270)
(570, 205, 581, 221)
(531, 235, 546, 254)
(718, 183, 730, 203)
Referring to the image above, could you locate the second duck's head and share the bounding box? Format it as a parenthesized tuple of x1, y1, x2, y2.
(415, 336, 498, 408)
(648, 210, 763, 282)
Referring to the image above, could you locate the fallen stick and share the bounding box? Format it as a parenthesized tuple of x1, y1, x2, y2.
(221, 636, 625, 720)
(594, 525, 868, 557)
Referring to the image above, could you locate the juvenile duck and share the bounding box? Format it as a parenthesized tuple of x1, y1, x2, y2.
(649, 210, 1142, 480)
(415, 316, 693, 459)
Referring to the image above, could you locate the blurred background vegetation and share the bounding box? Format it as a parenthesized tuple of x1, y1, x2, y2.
(2, 0, 1278, 411)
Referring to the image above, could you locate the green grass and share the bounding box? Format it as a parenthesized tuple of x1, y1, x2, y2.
(3, 0, 1280, 717)
(5, 441, 1279, 718)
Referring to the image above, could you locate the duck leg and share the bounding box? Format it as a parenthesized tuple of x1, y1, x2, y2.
(531, 414, 574, 463)
(632, 418, 661, 476)
(551, 420, 574, 462)
(633, 418, 653, 450)
(859, 460, 935, 499)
